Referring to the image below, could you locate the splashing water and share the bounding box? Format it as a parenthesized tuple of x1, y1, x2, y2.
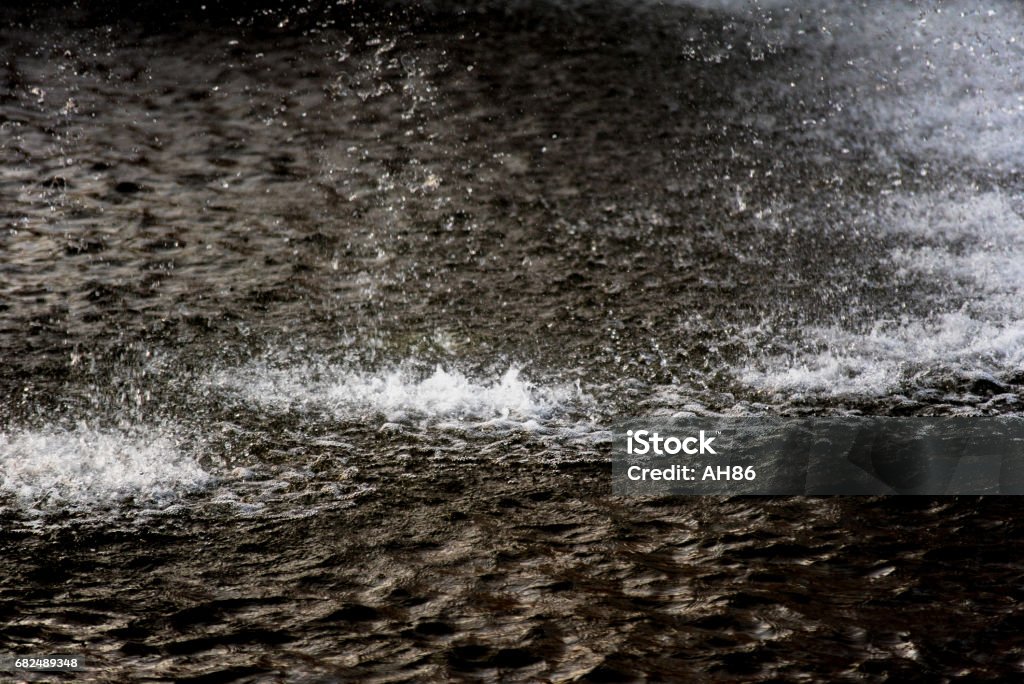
(211, 361, 580, 426)
(0, 425, 209, 512)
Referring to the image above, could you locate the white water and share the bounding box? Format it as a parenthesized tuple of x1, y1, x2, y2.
(211, 361, 585, 429)
(715, 0, 1024, 400)
(743, 191, 1024, 398)
(0, 424, 210, 512)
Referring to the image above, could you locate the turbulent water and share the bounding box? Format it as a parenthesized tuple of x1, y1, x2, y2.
(2, 0, 1024, 680)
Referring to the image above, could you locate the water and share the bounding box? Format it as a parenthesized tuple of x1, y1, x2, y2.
(2, 0, 1024, 680)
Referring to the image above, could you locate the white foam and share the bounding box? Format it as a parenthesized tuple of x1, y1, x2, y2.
(886, 191, 1024, 308)
(672, 0, 1024, 391)
(0, 425, 209, 511)
(623, 3, 1024, 399)
(743, 192, 1024, 397)
(212, 362, 580, 427)
(742, 314, 1024, 397)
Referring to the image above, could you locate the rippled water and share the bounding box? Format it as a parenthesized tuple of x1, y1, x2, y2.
(2, 0, 1024, 680)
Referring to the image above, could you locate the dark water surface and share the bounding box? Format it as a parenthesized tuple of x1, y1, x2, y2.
(2, 0, 1024, 680)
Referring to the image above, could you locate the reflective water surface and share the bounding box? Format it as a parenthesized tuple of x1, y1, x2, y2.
(2, 1, 1023, 680)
